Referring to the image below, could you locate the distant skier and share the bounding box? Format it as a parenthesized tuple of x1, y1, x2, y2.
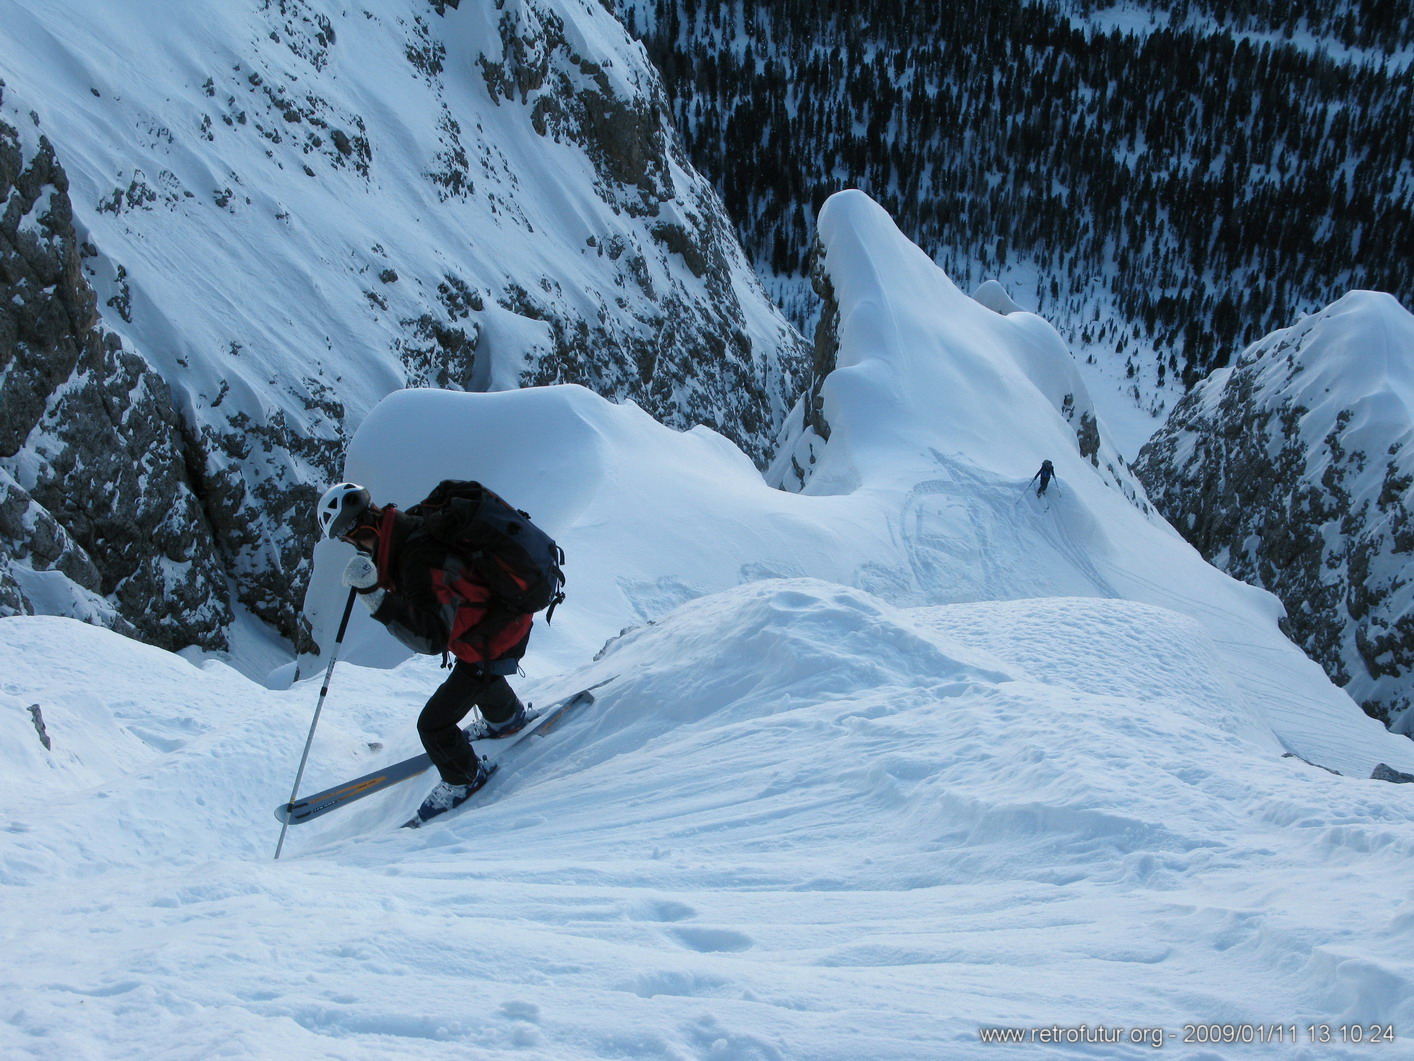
(1030, 459, 1057, 497)
(316, 483, 536, 823)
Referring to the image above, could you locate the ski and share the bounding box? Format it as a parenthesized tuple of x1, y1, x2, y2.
(400, 688, 597, 828)
(275, 688, 596, 826)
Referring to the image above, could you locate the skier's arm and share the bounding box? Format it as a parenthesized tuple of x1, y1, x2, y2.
(370, 592, 449, 656)
(374, 563, 499, 660)
(343, 553, 452, 656)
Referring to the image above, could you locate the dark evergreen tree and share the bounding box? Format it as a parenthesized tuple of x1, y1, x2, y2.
(622, 0, 1413, 383)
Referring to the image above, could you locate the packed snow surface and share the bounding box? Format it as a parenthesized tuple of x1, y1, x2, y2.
(5, 192, 1414, 1059)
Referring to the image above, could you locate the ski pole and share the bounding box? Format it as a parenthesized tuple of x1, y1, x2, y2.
(274, 586, 357, 860)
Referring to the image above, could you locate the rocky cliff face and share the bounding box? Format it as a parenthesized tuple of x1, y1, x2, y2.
(0, 0, 806, 666)
(1135, 292, 1414, 735)
(473, 0, 806, 459)
(1, 95, 232, 651)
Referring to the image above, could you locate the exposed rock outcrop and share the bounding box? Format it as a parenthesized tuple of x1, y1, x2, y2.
(1, 97, 230, 649)
(1135, 292, 1414, 735)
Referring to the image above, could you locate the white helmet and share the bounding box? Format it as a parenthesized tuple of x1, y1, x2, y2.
(317, 482, 373, 539)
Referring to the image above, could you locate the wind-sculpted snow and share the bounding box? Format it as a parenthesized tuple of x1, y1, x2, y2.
(308, 193, 1414, 788)
(770, 191, 1137, 507)
(4, 579, 1414, 1058)
(4, 7, 1413, 1051)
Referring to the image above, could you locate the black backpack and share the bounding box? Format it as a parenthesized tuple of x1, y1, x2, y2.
(408, 480, 566, 620)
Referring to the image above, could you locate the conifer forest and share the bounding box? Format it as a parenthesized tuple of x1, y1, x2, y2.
(619, 0, 1413, 394)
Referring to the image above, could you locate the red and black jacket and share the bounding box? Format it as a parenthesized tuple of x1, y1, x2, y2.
(367, 507, 532, 669)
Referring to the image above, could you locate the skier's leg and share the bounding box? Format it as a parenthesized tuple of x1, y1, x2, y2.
(476, 675, 528, 735)
(417, 661, 489, 784)
(474, 675, 519, 723)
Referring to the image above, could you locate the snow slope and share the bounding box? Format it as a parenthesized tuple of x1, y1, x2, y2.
(0, 0, 806, 649)
(5, 588, 1414, 1059)
(4, 190, 1414, 1059)
(0, 0, 799, 420)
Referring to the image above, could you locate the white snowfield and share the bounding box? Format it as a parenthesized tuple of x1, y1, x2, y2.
(5, 192, 1414, 1059)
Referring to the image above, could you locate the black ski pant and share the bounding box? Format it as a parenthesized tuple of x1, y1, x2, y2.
(418, 661, 522, 785)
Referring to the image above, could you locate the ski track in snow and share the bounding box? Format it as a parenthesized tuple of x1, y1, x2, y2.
(6, 189, 1414, 1059)
(5, 578, 1414, 1060)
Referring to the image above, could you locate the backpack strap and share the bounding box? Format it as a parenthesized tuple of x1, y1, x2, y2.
(543, 543, 567, 623)
(374, 505, 399, 590)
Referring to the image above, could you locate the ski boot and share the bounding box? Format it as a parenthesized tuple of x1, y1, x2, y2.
(406, 758, 492, 827)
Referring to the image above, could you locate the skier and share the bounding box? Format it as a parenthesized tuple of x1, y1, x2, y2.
(1030, 459, 1057, 497)
(316, 483, 533, 822)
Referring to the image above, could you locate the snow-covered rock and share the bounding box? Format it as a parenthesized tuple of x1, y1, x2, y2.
(0, 0, 806, 655)
(1136, 291, 1414, 735)
(769, 192, 1132, 505)
(0, 99, 230, 650)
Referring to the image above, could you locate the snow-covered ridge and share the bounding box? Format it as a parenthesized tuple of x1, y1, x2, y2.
(6, 187, 1414, 1059)
(5, 576, 1414, 1056)
(312, 190, 1414, 782)
(0, 0, 806, 657)
(1137, 290, 1414, 734)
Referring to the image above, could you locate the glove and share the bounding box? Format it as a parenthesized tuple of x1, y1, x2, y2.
(342, 554, 379, 590)
(342, 555, 384, 613)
